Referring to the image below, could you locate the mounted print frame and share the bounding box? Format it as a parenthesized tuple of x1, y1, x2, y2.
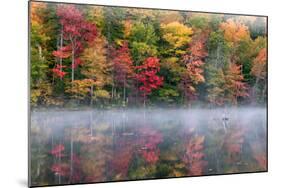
(28, 0, 268, 187)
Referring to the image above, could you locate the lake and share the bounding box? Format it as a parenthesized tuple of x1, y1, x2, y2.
(30, 108, 267, 186)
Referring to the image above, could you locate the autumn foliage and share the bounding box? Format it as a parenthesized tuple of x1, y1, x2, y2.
(112, 42, 134, 87)
(180, 33, 207, 102)
(30, 2, 267, 107)
(251, 48, 267, 79)
(52, 5, 97, 81)
(135, 57, 163, 100)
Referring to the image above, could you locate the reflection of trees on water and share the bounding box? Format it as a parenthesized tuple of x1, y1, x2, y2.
(30, 108, 267, 186)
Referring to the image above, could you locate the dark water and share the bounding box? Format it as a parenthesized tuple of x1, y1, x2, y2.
(30, 108, 267, 186)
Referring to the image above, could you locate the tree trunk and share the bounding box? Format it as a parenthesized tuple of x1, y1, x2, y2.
(123, 80, 126, 106)
(252, 77, 260, 104)
(71, 48, 75, 82)
(37, 45, 43, 85)
(111, 84, 114, 100)
(90, 85, 93, 106)
(59, 26, 64, 81)
(262, 79, 267, 103)
(143, 95, 146, 108)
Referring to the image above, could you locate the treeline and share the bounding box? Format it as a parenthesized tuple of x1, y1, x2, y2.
(30, 2, 267, 108)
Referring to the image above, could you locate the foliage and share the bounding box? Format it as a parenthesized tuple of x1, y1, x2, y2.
(220, 19, 250, 47)
(112, 41, 134, 87)
(30, 2, 267, 108)
(161, 22, 193, 55)
(65, 79, 96, 100)
(161, 22, 193, 48)
(251, 48, 267, 80)
(129, 22, 159, 62)
(53, 4, 97, 81)
(180, 32, 208, 103)
(135, 57, 163, 103)
(207, 64, 248, 105)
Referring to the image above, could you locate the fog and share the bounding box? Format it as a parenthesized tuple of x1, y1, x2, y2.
(31, 107, 266, 130)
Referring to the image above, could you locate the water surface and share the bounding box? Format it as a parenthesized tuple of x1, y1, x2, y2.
(30, 108, 267, 186)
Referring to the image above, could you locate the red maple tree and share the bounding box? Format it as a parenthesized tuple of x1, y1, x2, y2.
(52, 5, 97, 81)
(112, 42, 134, 103)
(135, 57, 163, 106)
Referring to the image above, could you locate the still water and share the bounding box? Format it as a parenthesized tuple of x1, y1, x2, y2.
(30, 108, 267, 186)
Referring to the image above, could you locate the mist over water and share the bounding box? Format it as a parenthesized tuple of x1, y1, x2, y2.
(30, 107, 267, 186)
(31, 107, 266, 128)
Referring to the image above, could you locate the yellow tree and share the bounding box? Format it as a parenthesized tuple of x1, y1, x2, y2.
(220, 19, 250, 64)
(161, 22, 193, 55)
(220, 19, 249, 46)
(65, 79, 97, 102)
(30, 2, 57, 106)
(81, 34, 112, 105)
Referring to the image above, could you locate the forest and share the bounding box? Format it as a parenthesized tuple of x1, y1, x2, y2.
(30, 2, 267, 108)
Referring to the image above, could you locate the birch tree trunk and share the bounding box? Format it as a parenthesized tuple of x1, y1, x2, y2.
(90, 85, 93, 106)
(123, 80, 126, 106)
(59, 26, 64, 80)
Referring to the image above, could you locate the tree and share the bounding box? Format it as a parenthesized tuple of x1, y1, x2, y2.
(251, 48, 267, 103)
(207, 68, 226, 105)
(81, 33, 111, 105)
(30, 3, 50, 105)
(53, 5, 97, 82)
(207, 64, 248, 106)
(220, 19, 250, 65)
(129, 22, 159, 62)
(251, 48, 267, 81)
(161, 22, 193, 55)
(65, 79, 97, 102)
(225, 63, 249, 105)
(220, 19, 249, 47)
(103, 7, 125, 45)
(111, 41, 134, 104)
(135, 57, 163, 106)
(156, 57, 184, 104)
(180, 33, 207, 104)
(206, 30, 230, 69)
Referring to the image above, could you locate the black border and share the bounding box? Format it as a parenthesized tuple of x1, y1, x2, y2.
(28, 0, 268, 187)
